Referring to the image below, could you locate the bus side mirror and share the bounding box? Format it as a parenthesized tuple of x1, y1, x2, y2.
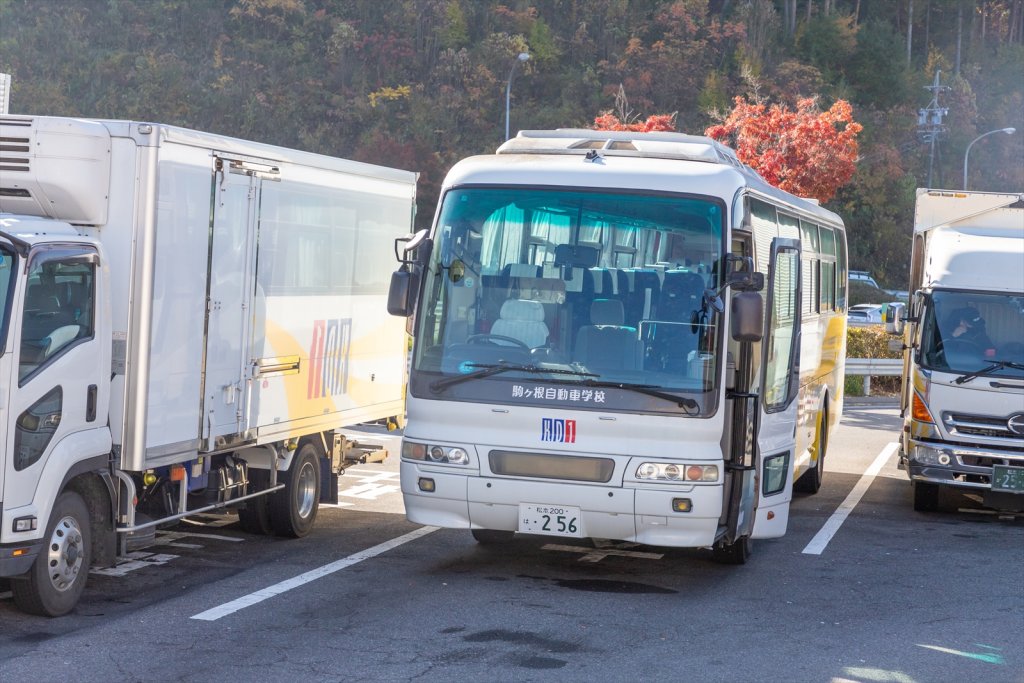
(885, 303, 906, 336)
(731, 291, 764, 342)
(387, 267, 419, 317)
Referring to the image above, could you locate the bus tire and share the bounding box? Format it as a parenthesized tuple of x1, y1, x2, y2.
(795, 409, 827, 494)
(237, 469, 273, 536)
(12, 490, 92, 617)
(913, 481, 939, 512)
(471, 529, 515, 544)
(269, 442, 321, 538)
(711, 536, 751, 565)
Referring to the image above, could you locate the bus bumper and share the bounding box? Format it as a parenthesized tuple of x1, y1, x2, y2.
(401, 461, 722, 548)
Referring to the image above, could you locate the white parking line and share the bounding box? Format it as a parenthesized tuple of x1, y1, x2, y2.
(190, 526, 439, 621)
(802, 442, 899, 555)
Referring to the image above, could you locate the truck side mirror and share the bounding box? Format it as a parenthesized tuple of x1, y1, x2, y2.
(731, 291, 764, 342)
(387, 267, 418, 317)
(884, 303, 906, 336)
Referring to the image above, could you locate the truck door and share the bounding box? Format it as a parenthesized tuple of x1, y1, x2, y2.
(3, 247, 106, 510)
(202, 160, 259, 449)
(752, 238, 802, 538)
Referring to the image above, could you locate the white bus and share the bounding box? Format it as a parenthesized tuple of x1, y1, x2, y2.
(388, 130, 847, 561)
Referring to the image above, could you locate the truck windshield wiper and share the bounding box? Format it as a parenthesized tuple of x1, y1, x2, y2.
(576, 379, 700, 412)
(953, 359, 1024, 385)
(429, 362, 597, 392)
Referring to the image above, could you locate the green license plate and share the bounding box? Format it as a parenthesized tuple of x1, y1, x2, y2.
(991, 464, 1024, 493)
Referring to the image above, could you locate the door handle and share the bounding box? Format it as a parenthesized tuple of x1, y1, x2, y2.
(86, 384, 98, 422)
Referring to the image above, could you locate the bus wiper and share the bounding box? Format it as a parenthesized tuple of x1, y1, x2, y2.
(429, 362, 597, 392)
(577, 379, 700, 412)
(953, 359, 1024, 385)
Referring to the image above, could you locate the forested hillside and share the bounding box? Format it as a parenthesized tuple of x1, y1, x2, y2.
(1, 0, 1022, 288)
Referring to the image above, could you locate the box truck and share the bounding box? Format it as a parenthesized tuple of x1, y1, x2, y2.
(0, 115, 415, 615)
(888, 189, 1024, 511)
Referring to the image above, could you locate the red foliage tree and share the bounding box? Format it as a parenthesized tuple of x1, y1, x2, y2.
(706, 97, 862, 203)
(592, 112, 677, 132)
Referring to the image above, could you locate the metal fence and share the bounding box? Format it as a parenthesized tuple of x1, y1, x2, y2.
(845, 358, 902, 396)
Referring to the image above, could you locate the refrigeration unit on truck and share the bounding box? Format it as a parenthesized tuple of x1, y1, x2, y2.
(888, 189, 1024, 512)
(387, 130, 849, 562)
(0, 115, 416, 615)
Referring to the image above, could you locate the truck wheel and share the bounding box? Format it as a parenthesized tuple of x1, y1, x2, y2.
(471, 529, 515, 544)
(269, 442, 321, 538)
(711, 536, 751, 565)
(913, 481, 940, 512)
(12, 491, 92, 617)
(795, 410, 827, 494)
(237, 469, 273, 536)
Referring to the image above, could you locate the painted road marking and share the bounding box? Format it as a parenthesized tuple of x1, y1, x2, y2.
(802, 441, 899, 555)
(91, 551, 180, 577)
(190, 526, 439, 621)
(340, 483, 401, 499)
(544, 540, 664, 563)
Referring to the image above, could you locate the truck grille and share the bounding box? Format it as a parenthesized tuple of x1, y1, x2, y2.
(488, 450, 615, 483)
(0, 118, 32, 173)
(942, 412, 1024, 443)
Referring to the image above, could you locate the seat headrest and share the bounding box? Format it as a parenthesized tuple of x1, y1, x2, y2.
(500, 299, 546, 322)
(590, 299, 624, 326)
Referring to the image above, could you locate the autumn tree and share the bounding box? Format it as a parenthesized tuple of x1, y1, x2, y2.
(592, 84, 677, 132)
(706, 96, 862, 203)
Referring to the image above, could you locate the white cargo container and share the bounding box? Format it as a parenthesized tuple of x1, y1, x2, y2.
(0, 115, 415, 615)
(888, 189, 1024, 511)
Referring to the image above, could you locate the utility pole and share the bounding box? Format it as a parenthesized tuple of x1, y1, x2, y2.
(917, 69, 949, 189)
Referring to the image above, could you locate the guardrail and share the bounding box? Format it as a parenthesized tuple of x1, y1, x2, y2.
(845, 357, 902, 396)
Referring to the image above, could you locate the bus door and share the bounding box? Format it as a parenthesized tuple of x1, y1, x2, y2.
(752, 238, 802, 538)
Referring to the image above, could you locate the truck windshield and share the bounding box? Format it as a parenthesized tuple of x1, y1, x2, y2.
(0, 245, 15, 353)
(411, 187, 725, 415)
(919, 290, 1024, 380)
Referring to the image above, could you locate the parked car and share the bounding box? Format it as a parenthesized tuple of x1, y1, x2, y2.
(848, 303, 884, 325)
(849, 270, 881, 289)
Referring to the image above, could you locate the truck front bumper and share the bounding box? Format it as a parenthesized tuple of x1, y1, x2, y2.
(903, 438, 1024, 495)
(0, 540, 42, 577)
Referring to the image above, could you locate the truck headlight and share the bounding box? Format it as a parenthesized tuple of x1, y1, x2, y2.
(402, 441, 470, 465)
(911, 444, 951, 466)
(636, 462, 718, 482)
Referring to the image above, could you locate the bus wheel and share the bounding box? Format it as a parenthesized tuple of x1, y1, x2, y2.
(471, 529, 515, 544)
(269, 442, 321, 538)
(237, 469, 273, 536)
(12, 491, 92, 617)
(795, 410, 827, 494)
(712, 536, 751, 565)
(913, 481, 940, 512)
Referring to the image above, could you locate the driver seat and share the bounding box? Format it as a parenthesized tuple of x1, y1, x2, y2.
(490, 299, 549, 348)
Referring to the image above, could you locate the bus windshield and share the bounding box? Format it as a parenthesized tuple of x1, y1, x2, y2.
(411, 187, 726, 415)
(919, 290, 1024, 380)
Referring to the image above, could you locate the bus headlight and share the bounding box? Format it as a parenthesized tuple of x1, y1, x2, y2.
(636, 463, 718, 482)
(403, 441, 470, 465)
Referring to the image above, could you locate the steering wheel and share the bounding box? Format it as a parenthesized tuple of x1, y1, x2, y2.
(938, 338, 982, 365)
(466, 334, 530, 350)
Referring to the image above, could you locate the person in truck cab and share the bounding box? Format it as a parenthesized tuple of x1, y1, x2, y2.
(949, 307, 996, 358)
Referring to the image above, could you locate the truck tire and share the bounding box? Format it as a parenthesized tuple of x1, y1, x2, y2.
(237, 469, 273, 536)
(269, 442, 321, 538)
(711, 536, 751, 565)
(795, 410, 827, 494)
(12, 490, 92, 617)
(913, 481, 940, 512)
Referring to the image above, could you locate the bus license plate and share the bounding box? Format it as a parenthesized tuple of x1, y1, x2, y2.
(519, 504, 582, 537)
(992, 464, 1024, 493)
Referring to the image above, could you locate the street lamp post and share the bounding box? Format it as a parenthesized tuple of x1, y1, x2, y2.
(962, 127, 1016, 190)
(505, 52, 530, 141)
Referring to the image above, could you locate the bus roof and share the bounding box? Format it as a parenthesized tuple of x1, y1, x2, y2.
(444, 129, 842, 227)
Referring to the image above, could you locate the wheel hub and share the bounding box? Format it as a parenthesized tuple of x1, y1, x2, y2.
(47, 515, 85, 592)
(296, 460, 317, 519)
